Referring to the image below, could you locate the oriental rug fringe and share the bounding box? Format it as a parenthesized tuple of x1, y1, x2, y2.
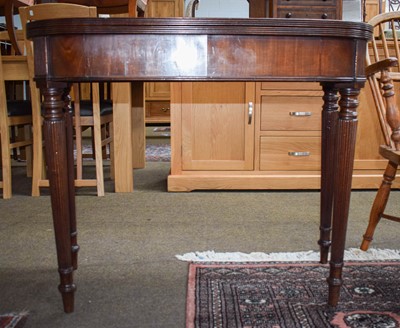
(187, 261, 400, 328)
(177, 248, 400, 262)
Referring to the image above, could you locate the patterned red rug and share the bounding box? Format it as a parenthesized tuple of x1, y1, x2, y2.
(186, 261, 400, 327)
(145, 144, 171, 162)
(79, 143, 171, 162)
(0, 313, 27, 328)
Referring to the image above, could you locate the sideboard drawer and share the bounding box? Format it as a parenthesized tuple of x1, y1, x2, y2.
(276, 7, 337, 19)
(277, 0, 337, 5)
(260, 95, 322, 131)
(146, 101, 170, 118)
(260, 137, 321, 170)
(260, 82, 320, 90)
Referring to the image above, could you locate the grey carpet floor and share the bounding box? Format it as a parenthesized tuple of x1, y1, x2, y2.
(1, 162, 399, 327)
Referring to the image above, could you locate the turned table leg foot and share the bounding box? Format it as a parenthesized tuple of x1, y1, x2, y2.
(59, 267, 76, 313)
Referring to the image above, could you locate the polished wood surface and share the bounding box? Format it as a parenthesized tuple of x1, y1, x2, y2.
(27, 17, 372, 313)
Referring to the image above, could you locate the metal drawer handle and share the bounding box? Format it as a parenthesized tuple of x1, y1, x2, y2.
(161, 107, 170, 112)
(248, 102, 253, 124)
(288, 151, 311, 157)
(289, 111, 312, 116)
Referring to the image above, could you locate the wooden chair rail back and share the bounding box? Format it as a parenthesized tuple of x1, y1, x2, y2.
(361, 13, 400, 252)
(379, 62, 400, 150)
(367, 11, 400, 148)
(361, 59, 400, 251)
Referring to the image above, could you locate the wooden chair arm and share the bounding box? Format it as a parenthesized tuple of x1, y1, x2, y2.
(366, 57, 398, 77)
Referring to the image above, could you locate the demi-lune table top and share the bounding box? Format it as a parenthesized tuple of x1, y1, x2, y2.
(27, 17, 371, 82)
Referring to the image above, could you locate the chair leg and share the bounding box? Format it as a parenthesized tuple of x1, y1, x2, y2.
(91, 126, 96, 160)
(109, 122, 114, 181)
(0, 124, 12, 199)
(73, 85, 84, 181)
(24, 124, 33, 178)
(31, 133, 44, 196)
(75, 124, 83, 180)
(92, 84, 105, 197)
(94, 125, 105, 196)
(31, 144, 46, 197)
(360, 161, 397, 250)
(31, 88, 45, 197)
(101, 125, 108, 160)
(11, 126, 18, 160)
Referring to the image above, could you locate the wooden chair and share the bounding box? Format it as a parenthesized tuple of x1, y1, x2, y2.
(0, 51, 33, 199)
(0, 1, 143, 56)
(19, 3, 113, 196)
(360, 11, 400, 250)
(184, 0, 199, 17)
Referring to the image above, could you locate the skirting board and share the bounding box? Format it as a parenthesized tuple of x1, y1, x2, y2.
(168, 172, 399, 192)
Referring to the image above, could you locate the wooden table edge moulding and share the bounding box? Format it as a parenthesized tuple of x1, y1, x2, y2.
(26, 17, 373, 313)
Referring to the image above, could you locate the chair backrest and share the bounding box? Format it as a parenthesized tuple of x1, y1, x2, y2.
(19, 3, 97, 30)
(19, 3, 97, 72)
(0, 44, 30, 123)
(367, 11, 400, 71)
(19, 3, 98, 101)
(366, 11, 400, 150)
(30, 0, 146, 16)
(0, 29, 30, 108)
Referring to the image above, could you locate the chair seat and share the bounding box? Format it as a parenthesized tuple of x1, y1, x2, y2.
(7, 99, 32, 116)
(379, 145, 400, 164)
(74, 100, 113, 116)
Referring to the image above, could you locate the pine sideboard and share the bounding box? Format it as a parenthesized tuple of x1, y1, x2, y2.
(168, 80, 396, 191)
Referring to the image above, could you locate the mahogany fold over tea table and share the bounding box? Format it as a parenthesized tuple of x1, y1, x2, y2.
(26, 17, 373, 313)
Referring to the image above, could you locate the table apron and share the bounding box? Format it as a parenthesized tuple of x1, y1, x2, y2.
(33, 34, 367, 83)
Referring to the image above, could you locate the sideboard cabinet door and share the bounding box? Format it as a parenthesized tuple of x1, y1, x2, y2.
(147, 0, 183, 17)
(172, 82, 256, 171)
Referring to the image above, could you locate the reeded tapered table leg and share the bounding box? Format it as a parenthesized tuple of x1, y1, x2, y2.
(327, 86, 360, 307)
(40, 83, 76, 313)
(319, 83, 339, 264)
(63, 90, 79, 271)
